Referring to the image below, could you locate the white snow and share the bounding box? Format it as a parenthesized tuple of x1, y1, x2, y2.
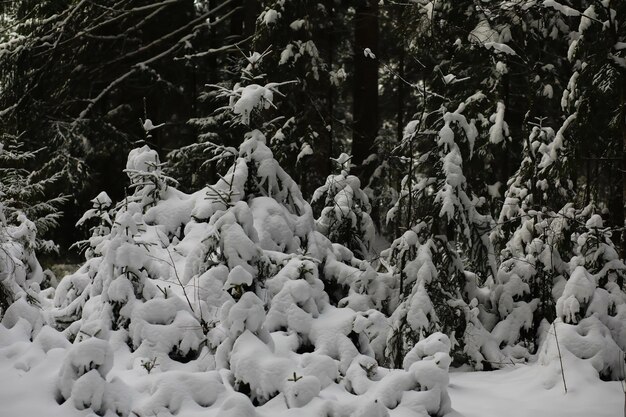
(449, 359, 622, 417)
(543, 0, 581, 17)
(488, 101, 508, 144)
(263, 9, 280, 25)
(231, 84, 276, 125)
(484, 42, 517, 56)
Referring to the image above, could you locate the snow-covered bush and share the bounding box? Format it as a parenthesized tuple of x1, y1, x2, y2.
(0, 136, 67, 252)
(73, 191, 113, 259)
(556, 213, 626, 332)
(0, 51, 468, 414)
(57, 336, 132, 416)
(53, 149, 205, 368)
(0, 206, 48, 337)
(542, 214, 626, 379)
(312, 153, 376, 260)
(36, 127, 461, 415)
(488, 206, 573, 360)
(488, 125, 583, 361)
(346, 332, 454, 416)
(382, 228, 439, 368)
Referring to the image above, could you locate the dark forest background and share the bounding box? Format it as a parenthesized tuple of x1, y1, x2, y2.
(1, 0, 625, 262)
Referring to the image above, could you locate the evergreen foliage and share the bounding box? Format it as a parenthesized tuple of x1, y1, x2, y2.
(2, 1, 626, 415)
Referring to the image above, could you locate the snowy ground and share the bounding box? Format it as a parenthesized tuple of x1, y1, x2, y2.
(1, 341, 622, 417)
(449, 364, 624, 417)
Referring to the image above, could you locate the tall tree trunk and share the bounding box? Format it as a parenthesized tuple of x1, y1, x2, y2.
(230, 0, 244, 38)
(620, 72, 626, 257)
(231, 0, 259, 40)
(325, 19, 335, 174)
(396, 44, 405, 145)
(208, 0, 218, 85)
(325, 1, 335, 176)
(243, 0, 259, 38)
(352, 0, 379, 175)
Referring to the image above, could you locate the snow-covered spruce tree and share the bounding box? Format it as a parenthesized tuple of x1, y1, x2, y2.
(488, 123, 574, 360)
(538, 213, 626, 380)
(187, 129, 391, 402)
(0, 203, 48, 333)
(169, 49, 293, 192)
(179, 48, 388, 332)
(488, 208, 573, 361)
(252, 0, 346, 196)
(53, 146, 202, 342)
(384, 103, 502, 369)
(73, 191, 113, 259)
(192, 143, 455, 413)
(52, 146, 210, 416)
(540, 0, 626, 236)
(0, 136, 67, 252)
(311, 153, 375, 260)
(0, 139, 56, 323)
(381, 226, 439, 368)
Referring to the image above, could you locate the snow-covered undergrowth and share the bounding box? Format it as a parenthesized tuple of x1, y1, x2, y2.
(0, 135, 460, 417)
(1, 118, 625, 417)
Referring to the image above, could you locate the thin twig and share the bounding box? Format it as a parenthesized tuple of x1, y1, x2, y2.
(553, 321, 567, 394)
(156, 229, 194, 314)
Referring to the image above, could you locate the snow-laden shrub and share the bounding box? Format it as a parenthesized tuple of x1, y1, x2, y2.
(545, 214, 626, 379)
(383, 229, 439, 368)
(346, 331, 454, 416)
(0, 206, 48, 337)
(488, 124, 582, 362)
(488, 206, 572, 361)
(57, 337, 131, 416)
(539, 317, 624, 381)
(491, 198, 592, 358)
(312, 153, 376, 260)
(382, 225, 503, 370)
(53, 147, 205, 369)
(43, 134, 460, 416)
(73, 191, 113, 259)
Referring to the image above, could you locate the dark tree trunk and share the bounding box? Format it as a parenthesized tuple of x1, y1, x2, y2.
(207, 0, 218, 86)
(352, 0, 379, 174)
(230, 0, 244, 39)
(325, 2, 335, 175)
(396, 43, 405, 145)
(230, 0, 259, 41)
(615, 72, 626, 259)
(243, 0, 259, 38)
